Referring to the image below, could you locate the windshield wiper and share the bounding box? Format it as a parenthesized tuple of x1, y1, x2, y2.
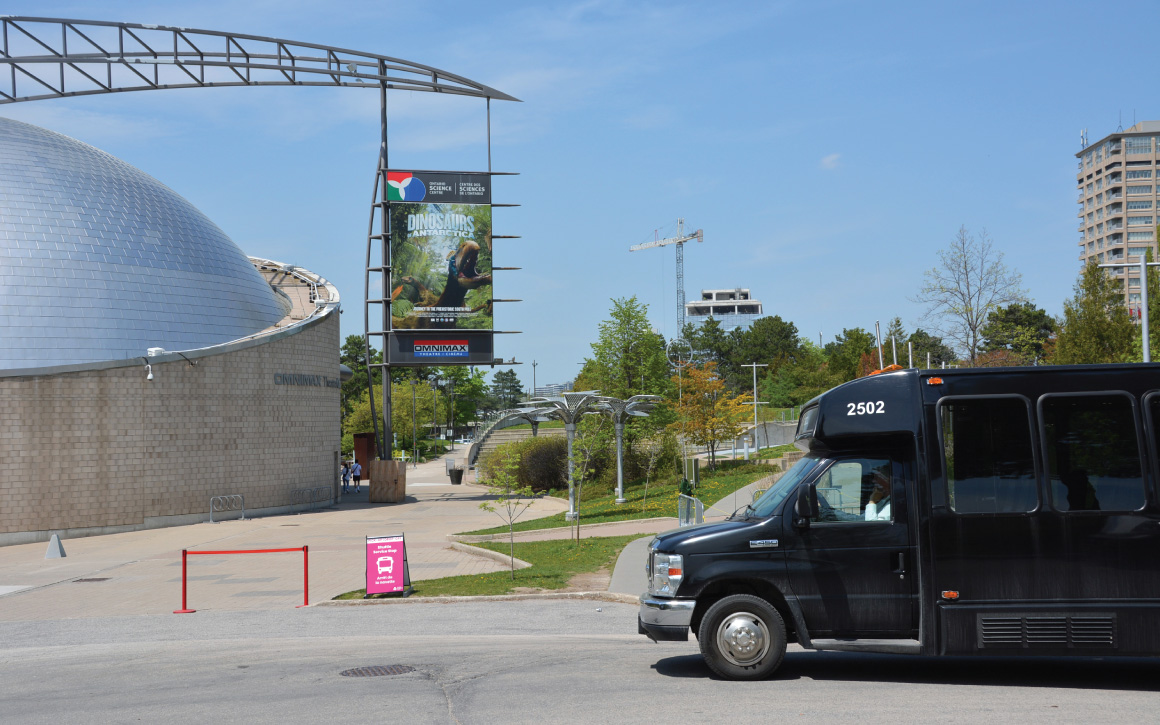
(729, 503, 757, 520)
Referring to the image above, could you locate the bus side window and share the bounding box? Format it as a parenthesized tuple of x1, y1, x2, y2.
(1041, 394, 1145, 512)
(941, 397, 1037, 513)
(813, 458, 893, 523)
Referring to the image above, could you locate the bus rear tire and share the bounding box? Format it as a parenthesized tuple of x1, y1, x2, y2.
(698, 594, 786, 680)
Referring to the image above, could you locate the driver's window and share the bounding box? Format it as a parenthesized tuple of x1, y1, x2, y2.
(813, 457, 893, 524)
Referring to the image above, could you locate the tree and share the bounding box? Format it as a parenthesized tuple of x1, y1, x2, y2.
(478, 445, 537, 579)
(344, 383, 443, 458)
(913, 226, 1026, 365)
(824, 328, 876, 381)
(728, 315, 802, 387)
(490, 369, 523, 409)
(1053, 262, 1135, 364)
(667, 362, 752, 470)
(907, 329, 956, 368)
(762, 340, 843, 407)
(588, 296, 669, 399)
(569, 416, 609, 541)
(683, 317, 733, 373)
(340, 334, 382, 423)
(980, 301, 1056, 365)
(435, 366, 489, 437)
(883, 317, 907, 366)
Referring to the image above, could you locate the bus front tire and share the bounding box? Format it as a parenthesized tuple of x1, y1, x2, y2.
(698, 594, 786, 680)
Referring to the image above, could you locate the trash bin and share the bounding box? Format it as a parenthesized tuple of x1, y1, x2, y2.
(449, 467, 464, 485)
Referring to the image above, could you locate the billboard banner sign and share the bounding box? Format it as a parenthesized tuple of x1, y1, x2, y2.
(388, 331, 494, 366)
(365, 534, 412, 596)
(387, 171, 491, 204)
(388, 170, 492, 333)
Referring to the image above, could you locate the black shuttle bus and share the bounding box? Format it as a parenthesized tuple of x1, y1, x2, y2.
(638, 364, 1160, 680)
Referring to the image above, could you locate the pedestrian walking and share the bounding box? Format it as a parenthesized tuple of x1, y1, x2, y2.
(352, 460, 362, 493)
(341, 462, 351, 493)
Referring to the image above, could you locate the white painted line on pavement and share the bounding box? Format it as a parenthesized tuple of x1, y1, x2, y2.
(0, 585, 33, 597)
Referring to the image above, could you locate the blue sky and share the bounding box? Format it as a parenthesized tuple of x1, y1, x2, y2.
(4, 1, 1160, 389)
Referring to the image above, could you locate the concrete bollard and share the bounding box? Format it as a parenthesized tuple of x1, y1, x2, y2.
(45, 533, 66, 559)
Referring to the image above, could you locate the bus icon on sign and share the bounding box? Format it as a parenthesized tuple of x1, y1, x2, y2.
(377, 556, 394, 575)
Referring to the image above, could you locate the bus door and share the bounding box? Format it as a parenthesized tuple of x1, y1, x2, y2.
(782, 455, 918, 638)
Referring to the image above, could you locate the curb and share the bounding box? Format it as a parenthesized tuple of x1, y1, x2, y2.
(319, 590, 641, 606)
(448, 541, 532, 570)
(447, 517, 676, 543)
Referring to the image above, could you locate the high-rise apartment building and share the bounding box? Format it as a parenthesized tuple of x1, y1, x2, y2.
(1077, 121, 1160, 309)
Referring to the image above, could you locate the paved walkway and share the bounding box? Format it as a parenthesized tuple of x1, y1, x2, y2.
(0, 460, 774, 620)
(0, 454, 565, 620)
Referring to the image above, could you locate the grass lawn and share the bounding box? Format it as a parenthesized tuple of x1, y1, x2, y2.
(464, 461, 778, 536)
(334, 534, 645, 599)
(755, 443, 798, 459)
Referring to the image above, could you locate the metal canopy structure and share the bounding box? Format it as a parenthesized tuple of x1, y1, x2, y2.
(0, 17, 519, 104)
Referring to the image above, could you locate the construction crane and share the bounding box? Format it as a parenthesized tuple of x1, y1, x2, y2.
(629, 218, 704, 333)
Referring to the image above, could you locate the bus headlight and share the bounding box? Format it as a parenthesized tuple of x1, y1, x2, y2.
(651, 553, 683, 595)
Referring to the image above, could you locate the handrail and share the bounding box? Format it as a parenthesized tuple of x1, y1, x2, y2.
(677, 494, 704, 527)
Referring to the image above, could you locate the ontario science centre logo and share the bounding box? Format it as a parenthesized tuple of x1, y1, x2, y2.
(387, 172, 426, 201)
(414, 339, 468, 358)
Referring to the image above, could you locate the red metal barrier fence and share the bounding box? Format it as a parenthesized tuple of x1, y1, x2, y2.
(173, 546, 308, 613)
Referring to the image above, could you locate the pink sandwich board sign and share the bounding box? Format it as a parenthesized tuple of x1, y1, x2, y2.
(365, 534, 413, 597)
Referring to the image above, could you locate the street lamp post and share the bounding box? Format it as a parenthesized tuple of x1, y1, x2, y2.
(1100, 256, 1159, 362)
(517, 392, 603, 520)
(409, 378, 418, 468)
(531, 360, 537, 399)
(430, 375, 439, 455)
(449, 377, 456, 451)
(741, 362, 768, 453)
(595, 395, 661, 504)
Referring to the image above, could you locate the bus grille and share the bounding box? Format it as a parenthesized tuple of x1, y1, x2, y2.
(977, 614, 1115, 649)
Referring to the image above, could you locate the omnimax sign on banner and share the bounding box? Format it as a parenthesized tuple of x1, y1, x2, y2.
(388, 170, 494, 365)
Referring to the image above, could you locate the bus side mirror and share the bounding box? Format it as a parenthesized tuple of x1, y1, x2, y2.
(794, 484, 818, 528)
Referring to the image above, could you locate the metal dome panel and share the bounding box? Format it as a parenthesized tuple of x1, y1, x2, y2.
(0, 117, 287, 369)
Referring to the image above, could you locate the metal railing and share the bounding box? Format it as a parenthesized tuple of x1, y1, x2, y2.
(291, 486, 332, 511)
(209, 495, 245, 523)
(677, 494, 704, 527)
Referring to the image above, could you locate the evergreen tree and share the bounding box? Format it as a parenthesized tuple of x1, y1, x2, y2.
(1053, 263, 1135, 364)
(490, 369, 523, 408)
(908, 329, 956, 368)
(979, 301, 1056, 364)
(883, 317, 907, 366)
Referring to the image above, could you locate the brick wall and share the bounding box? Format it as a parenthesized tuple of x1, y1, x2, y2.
(0, 311, 340, 544)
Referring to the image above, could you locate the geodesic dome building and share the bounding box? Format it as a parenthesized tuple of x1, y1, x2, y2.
(0, 118, 341, 545)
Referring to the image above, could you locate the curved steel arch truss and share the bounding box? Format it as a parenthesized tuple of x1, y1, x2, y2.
(0, 16, 520, 104)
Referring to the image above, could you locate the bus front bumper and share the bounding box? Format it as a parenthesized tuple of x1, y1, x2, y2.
(638, 594, 695, 642)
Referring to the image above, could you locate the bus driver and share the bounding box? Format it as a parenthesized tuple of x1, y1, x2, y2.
(865, 470, 891, 522)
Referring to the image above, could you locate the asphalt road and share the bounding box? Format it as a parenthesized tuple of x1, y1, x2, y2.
(2, 600, 1158, 724)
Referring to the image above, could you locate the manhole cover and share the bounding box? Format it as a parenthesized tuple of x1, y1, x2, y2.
(73, 578, 110, 583)
(340, 665, 415, 678)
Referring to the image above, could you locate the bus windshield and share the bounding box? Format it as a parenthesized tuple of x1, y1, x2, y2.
(749, 455, 825, 518)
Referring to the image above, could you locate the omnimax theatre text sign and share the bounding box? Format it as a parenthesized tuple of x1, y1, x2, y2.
(274, 373, 342, 388)
(387, 170, 496, 366)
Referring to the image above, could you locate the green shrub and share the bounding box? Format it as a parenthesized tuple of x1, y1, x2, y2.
(479, 436, 569, 494)
(520, 436, 568, 492)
